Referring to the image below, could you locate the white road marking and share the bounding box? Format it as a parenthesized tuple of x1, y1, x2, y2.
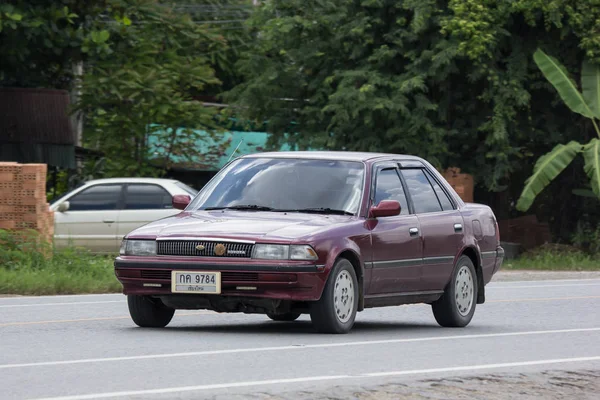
(0, 293, 122, 301)
(0, 301, 123, 308)
(29, 355, 600, 400)
(489, 278, 600, 285)
(489, 283, 600, 289)
(3, 327, 599, 370)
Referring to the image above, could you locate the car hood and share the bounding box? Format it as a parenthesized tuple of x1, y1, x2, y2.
(127, 210, 355, 241)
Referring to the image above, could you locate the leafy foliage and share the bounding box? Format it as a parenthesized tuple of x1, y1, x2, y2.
(76, 1, 233, 177)
(1, 1, 246, 177)
(583, 139, 600, 197)
(516, 141, 582, 211)
(533, 50, 597, 119)
(228, 0, 600, 194)
(516, 50, 600, 210)
(0, 1, 124, 88)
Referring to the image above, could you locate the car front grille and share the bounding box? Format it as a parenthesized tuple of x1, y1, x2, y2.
(156, 240, 254, 258)
(139, 270, 259, 282)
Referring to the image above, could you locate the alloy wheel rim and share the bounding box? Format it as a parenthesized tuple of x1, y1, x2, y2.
(455, 265, 474, 316)
(334, 270, 354, 323)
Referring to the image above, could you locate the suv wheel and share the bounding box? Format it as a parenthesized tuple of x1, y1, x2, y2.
(310, 258, 358, 334)
(432, 255, 478, 327)
(127, 295, 175, 328)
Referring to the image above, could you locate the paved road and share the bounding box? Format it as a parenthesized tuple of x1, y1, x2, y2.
(1, 277, 600, 400)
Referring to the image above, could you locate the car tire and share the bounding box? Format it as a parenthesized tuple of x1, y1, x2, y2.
(432, 255, 478, 328)
(310, 258, 358, 334)
(127, 295, 175, 328)
(267, 312, 301, 322)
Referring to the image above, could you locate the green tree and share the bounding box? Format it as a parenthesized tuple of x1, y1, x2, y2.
(76, 1, 231, 177)
(0, 0, 124, 88)
(516, 49, 600, 211)
(227, 0, 600, 194)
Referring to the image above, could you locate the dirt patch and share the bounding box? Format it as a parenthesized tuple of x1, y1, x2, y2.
(217, 369, 600, 400)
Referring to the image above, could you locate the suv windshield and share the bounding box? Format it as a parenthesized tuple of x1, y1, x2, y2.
(188, 157, 365, 215)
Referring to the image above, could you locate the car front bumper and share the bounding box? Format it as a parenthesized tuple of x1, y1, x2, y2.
(114, 257, 328, 301)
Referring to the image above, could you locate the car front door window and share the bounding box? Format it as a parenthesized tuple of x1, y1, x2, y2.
(68, 185, 122, 211)
(374, 168, 409, 215)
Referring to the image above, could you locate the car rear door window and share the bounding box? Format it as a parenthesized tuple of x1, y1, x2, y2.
(124, 184, 173, 210)
(374, 168, 409, 215)
(401, 169, 443, 213)
(424, 170, 455, 211)
(68, 185, 122, 211)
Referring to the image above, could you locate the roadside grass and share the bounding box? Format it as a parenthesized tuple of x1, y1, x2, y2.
(503, 250, 600, 271)
(0, 230, 121, 295)
(2, 230, 600, 295)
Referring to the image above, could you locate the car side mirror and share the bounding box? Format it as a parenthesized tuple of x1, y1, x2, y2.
(57, 201, 70, 212)
(369, 200, 401, 218)
(172, 194, 191, 210)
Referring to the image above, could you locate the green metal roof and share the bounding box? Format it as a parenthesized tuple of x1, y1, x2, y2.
(148, 128, 293, 171)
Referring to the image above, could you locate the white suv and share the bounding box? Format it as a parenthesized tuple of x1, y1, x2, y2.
(49, 178, 197, 253)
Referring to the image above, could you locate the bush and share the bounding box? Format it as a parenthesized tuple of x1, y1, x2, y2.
(0, 229, 121, 295)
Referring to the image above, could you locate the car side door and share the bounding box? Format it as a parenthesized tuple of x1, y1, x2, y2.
(117, 183, 180, 241)
(400, 168, 464, 291)
(366, 164, 423, 295)
(53, 184, 124, 253)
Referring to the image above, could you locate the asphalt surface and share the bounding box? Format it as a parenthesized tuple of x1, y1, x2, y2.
(1, 275, 600, 400)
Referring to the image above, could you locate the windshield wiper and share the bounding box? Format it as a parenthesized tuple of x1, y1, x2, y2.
(280, 207, 354, 216)
(204, 205, 274, 211)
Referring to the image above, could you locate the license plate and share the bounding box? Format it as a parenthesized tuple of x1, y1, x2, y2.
(171, 271, 221, 294)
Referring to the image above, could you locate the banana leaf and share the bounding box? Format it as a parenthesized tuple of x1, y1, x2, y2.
(533, 49, 597, 119)
(516, 141, 583, 211)
(582, 60, 600, 118)
(583, 138, 600, 198)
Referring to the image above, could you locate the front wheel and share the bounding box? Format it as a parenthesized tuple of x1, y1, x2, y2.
(310, 258, 358, 334)
(127, 295, 175, 328)
(432, 255, 478, 327)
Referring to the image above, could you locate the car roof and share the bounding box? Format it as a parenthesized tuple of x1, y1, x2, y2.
(82, 177, 179, 185)
(240, 151, 423, 163)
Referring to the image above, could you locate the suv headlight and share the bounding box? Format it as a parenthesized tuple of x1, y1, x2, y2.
(252, 244, 318, 261)
(120, 240, 157, 256)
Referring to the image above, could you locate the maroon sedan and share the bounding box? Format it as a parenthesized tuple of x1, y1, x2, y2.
(115, 152, 504, 333)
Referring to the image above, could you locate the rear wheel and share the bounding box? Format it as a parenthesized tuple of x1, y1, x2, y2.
(310, 258, 358, 334)
(431, 255, 477, 327)
(127, 295, 175, 328)
(267, 312, 301, 322)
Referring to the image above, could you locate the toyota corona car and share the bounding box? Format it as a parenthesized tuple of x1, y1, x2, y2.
(115, 151, 504, 334)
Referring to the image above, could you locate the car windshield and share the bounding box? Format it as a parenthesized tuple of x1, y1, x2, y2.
(188, 157, 365, 215)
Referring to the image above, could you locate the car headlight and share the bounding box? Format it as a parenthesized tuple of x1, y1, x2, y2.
(120, 240, 157, 256)
(252, 244, 318, 261)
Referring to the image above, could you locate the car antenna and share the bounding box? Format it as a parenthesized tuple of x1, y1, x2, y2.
(227, 138, 243, 162)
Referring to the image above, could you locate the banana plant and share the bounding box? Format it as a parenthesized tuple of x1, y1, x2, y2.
(516, 49, 600, 211)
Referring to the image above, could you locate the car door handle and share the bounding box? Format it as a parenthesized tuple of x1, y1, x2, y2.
(103, 220, 115, 224)
(454, 223, 463, 232)
(409, 227, 419, 236)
